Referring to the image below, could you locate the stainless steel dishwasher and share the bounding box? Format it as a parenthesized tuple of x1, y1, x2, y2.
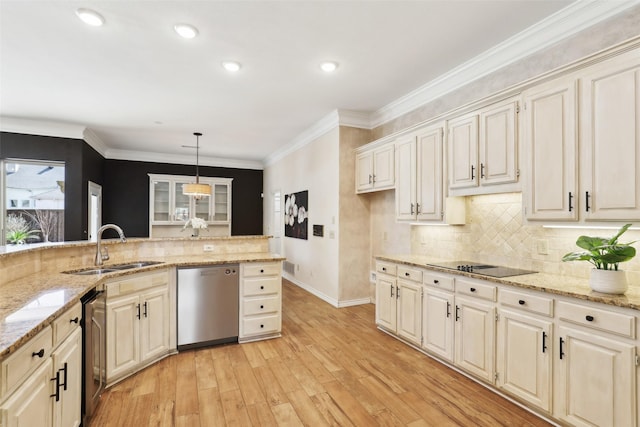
(177, 264, 239, 350)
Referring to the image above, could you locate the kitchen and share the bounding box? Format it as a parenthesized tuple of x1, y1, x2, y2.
(2, 1, 640, 426)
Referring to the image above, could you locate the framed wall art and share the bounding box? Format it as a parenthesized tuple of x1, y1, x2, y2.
(284, 190, 308, 240)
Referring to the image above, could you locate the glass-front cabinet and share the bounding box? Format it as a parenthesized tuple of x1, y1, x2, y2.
(148, 174, 232, 237)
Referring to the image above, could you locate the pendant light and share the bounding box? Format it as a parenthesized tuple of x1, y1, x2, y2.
(183, 132, 211, 198)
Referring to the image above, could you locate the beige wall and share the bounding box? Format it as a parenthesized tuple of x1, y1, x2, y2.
(263, 127, 340, 302)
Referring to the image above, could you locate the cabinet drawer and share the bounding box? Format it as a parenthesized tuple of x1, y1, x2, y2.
(0, 326, 53, 399)
(558, 301, 635, 339)
(423, 272, 454, 292)
(243, 277, 281, 296)
(397, 266, 423, 283)
(243, 296, 281, 316)
(53, 302, 82, 347)
(456, 278, 497, 302)
(500, 289, 553, 317)
(376, 262, 397, 276)
(242, 315, 280, 336)
(243, 263, 281, 277)
(107, 270, 168, 297)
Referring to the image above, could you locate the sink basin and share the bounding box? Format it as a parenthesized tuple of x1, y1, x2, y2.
(64, 261, 163, 275)
(68, 268, 119, 275)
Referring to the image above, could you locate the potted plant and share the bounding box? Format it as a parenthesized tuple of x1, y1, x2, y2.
(562, 223, 636, 294)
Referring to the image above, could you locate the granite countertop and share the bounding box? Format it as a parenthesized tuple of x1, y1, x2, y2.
(0, 252, 285, 359)
(376, 254, 640, 311)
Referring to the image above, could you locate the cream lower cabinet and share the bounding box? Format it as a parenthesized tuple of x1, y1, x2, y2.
(422, 272, 455, 362)
(239, 262, 283, 343)
(396, 277, 422, 346)
(555, 300, 637, 427)
(496, 288, 553, 413)
(106, 270, 171, 384)
(375, 270, 397, 332)
(1, 303, 83, 427)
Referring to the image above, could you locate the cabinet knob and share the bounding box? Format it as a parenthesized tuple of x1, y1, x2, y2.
(382, 267, 387, 272)
(518, 300, 525, 305)
(586, 315, 594, 322)
(260, 305, 264, 309)
(260, 286, 264, 290)
(260, 269, 264, 273)
(405, 272, 410, 277)
(32, 349, 45, 358)
(70, 316, 79, 324)
(433, 280, 439, 284)
(260, 324, 264, 329)
(470, 287, 476, 292)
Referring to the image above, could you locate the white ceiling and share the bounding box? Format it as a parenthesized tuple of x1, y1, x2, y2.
(0, 1, 627, 168)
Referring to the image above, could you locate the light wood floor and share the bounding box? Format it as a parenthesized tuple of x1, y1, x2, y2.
(90, 279, 552, 426)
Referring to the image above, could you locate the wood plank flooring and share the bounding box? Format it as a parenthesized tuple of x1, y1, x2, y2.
(90, 279, 552, 426)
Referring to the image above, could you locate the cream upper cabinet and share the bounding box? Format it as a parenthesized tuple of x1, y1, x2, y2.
(355, 144, 395, 193)
(448, 113, 479, 190)
(479, 99, 519, 186)
(580, 50, 640, 221)
(396, 125, 444, 222)
(523, 77, 578, 221)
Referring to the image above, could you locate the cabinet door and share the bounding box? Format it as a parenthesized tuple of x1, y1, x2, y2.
(556, 325, 636, 427)
(0, 358, 53, 427)
(375, 275, 397, 332)
(150, 179, 171, 223)
(356, 151, 374, 192)
(395, 137, 417, 221)
(396, 280, 422, 346)
(454, 295, 495, 383)
(193, 193, 211, 222)
(422, 288, 454, 362)
(173, 181, 192, 222)
(448, 114, 479, 189)
(581, 52, 640, 220)
(479, 99, 519, 186)
(497, 310, 552, 412)
(373, 145, 395, 189)
(523, 78, 578, 221)
(52, 327, 82, 427)
(212, 183, 230, 222)
(106, 294, 140, 381)
(140, 287, 170, 364)
(416, 126, 443, 221)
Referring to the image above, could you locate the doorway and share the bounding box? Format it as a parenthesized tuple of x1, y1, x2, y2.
(269, 190, 282, 254)
(88, 181, 102, 241)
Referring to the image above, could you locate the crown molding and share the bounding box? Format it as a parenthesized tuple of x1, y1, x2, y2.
(0, 116, 86, 139)
(105, 148, 264, 170)
(369, 0, 639, 128)
(82, 128, 108, 157)
(337, 109, 373, 129)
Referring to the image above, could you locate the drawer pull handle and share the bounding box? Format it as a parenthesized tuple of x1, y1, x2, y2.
(70, 316, 79, 324)
(542, 331, 547, 353)
(518, 300, 525, 305)
(446, 301, 451, 318)
(470, 287, 476, 292)
(433, 280, 439, 284)
(585, 315, 594, 322)
(32, 349, 45, 358)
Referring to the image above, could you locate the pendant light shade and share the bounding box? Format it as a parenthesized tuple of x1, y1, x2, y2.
(183, 132, 211, 197)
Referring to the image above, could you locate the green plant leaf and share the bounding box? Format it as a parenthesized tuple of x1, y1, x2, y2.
(576, 235, 608, 251)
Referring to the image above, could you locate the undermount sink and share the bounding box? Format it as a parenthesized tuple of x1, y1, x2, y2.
(64, 261, 163, 275)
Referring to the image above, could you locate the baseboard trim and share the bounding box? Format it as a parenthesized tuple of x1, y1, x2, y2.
(282, 274, 371, 308)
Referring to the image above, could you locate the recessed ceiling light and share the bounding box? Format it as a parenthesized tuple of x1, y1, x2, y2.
(320, 61, 338, 73)
(174, 23, 199, 39)
(222, 61, 241, 72)
(75, 8, 105, 27)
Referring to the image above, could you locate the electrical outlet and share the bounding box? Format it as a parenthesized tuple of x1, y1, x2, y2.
(203, 244, 214, 252)
(537, 239, 548, 255)
(370, 271, 377, 282)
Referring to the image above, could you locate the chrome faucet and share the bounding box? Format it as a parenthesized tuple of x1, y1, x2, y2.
(95, 224, 126, 266)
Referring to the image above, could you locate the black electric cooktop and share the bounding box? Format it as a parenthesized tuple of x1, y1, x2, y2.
(425, 261, 537, 278)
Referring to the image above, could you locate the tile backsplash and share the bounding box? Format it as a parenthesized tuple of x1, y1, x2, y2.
(411, 192, 640, 284)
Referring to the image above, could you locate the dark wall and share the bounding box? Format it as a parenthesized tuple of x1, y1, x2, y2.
(0, 132, 104, 241)
(102, 160, 263, 237)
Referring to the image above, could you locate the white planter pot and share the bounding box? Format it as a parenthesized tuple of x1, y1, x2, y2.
(589, 268, 628, 294)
